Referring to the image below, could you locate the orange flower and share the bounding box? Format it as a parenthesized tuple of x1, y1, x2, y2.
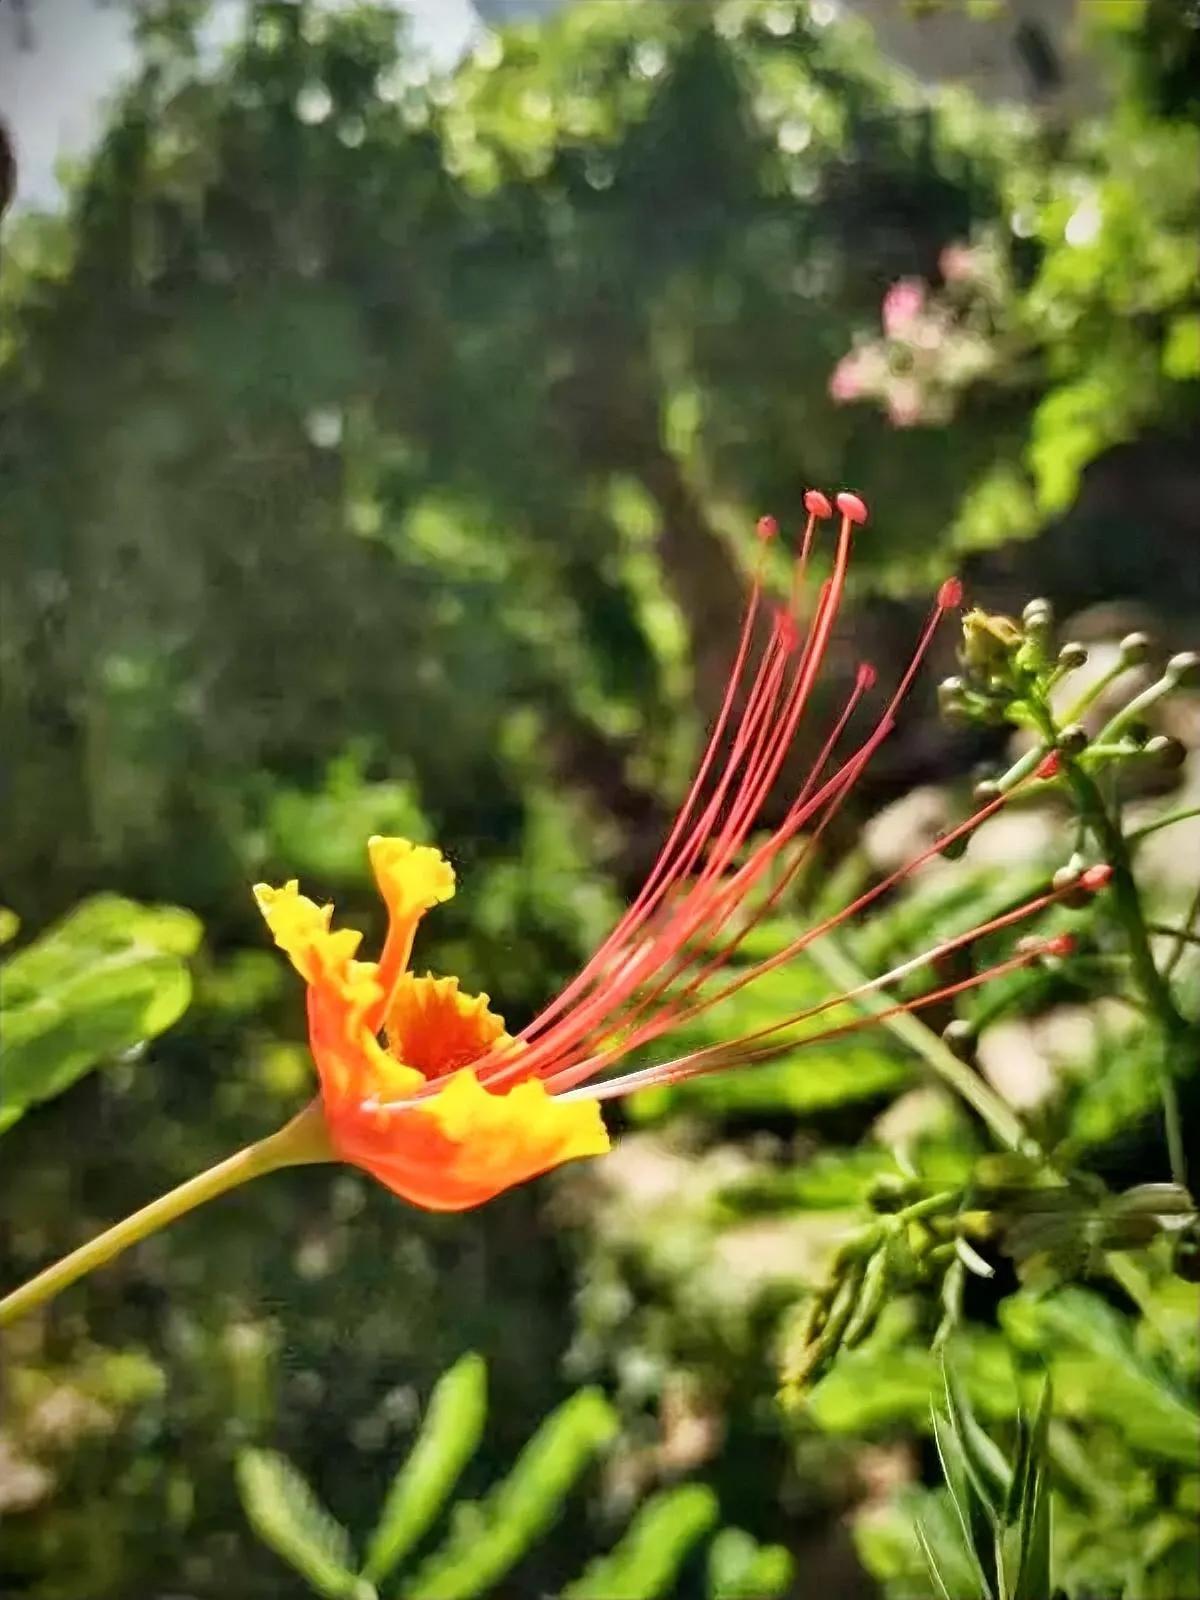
(256, 492, 1101, 1212)
(255, 844, 610, 1211)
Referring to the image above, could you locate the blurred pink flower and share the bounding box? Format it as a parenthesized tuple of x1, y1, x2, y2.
(881, 278, 925, 336)
(886, 379, 922, 427)
(939, 243, 977, 283)
(828, 353, 864, 402)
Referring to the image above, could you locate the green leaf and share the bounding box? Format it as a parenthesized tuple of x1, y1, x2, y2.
(930, 1405, 994, 1600)
(0, 895, 201, 1133)
(914, 1517, 959, 1600)
(404, 1388, 618, 1600)
(363, 1353, 487, 1583)
(1163, 312, 1200, 380)
(564, 1483, 718, 1600)
(235, 1449, 370, 1600)
(1012, 1379, 1052, 1600)
(1002, 1289, 1200, 1464)
(942, 1359, 1011, 1517)
(706, 1527, 793, 1600)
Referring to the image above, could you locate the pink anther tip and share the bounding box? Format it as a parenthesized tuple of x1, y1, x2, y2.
(835, 491, 868, 525)
(938, 577, 964, 609)
(803, 489, 833, 520)
(1081, 863, 1113, 892)
(756, 514, 779, 542)
(857, 662, 878, 691)
(1036, 751, 1062, 780)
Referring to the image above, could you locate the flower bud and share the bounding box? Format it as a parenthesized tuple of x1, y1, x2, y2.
(973, 778, 1002, 804)
(1119, 631, 1150, 666)
(1144, 734, 1186, 770)
(961, 608, 1022, 677)
(1022, 597, 1053, 629)
(1058, 723, 1088, 755)
(1057, 641, 1088, 671)
(1166, 651, 1199, 686)
(941, 1019, 976, 1059)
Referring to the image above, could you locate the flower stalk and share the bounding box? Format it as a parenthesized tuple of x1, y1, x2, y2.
(0, 1101, 332, 1329)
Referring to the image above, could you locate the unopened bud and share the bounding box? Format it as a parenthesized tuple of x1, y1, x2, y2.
(1119, 631, 1150, 666)
(1144, 734, 1186, 769)
(1166, 650, 1200, 685)
(1022, 597, 1053, 629)
(941, 1019, 976, 1058)
(1058, 641, 1088, 671)
(973, 778, 1002, 804)
(962, 608, 1022, 676)
(866, 1173, 910, 1212)
(1058, 723, 1088, 755)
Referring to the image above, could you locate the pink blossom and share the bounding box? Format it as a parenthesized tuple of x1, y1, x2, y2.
(939, 243, 977, 283)
(828, 352, 864, 403)
(885, 379, 922, 428)
(881, 278, 925, 336)
(832, 355, 857, 400)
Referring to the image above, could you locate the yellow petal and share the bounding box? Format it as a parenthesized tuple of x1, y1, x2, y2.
(253, 881, 363, 982)
(368, 837, 457, 1026)
(369, 836, 455, 922)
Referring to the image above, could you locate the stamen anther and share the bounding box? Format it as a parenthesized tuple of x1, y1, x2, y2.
(938, 577, 964, 609)
(756, 514, 779, 541)
(835, 491, 868, 525)
(1080, 863, 1113, 892)
(1036, 751, 1062, 780)
(803, 489, 833, 519)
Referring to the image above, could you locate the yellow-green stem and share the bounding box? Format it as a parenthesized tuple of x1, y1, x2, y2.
(803, 935, 1038, 1157)
(0, 1100, 333, 1328)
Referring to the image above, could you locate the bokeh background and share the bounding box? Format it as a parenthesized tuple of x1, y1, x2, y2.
(2, 2, 1198, 1596)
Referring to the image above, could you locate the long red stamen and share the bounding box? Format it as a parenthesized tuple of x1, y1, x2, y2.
(368, 489, 1097, 1120)
(477, 499, 854, 1089)
(556, 936, 1070, 1104)
(540, 877, 1082, 1100)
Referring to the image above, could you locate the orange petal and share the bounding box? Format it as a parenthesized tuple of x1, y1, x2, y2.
(254, 881, 393, 1106)
(385, 973, 513, 1080)
(330, 1069, 610, 1211)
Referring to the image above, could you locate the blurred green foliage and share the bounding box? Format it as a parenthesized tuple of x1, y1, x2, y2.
(0, 895, 200, 1133)
(236, 1352, 790, 1600)
(1, 1, 1199, 1597)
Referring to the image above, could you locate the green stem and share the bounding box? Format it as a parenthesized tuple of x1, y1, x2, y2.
(1036, 707, 1191, 1189)
(803, 936, 1037, 1157)
(1090, 673, 1178, 747)
(1060, 659, 1134, 726)
(0, 1101, 333, 1328)
(1127, 804, 1200, 844)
